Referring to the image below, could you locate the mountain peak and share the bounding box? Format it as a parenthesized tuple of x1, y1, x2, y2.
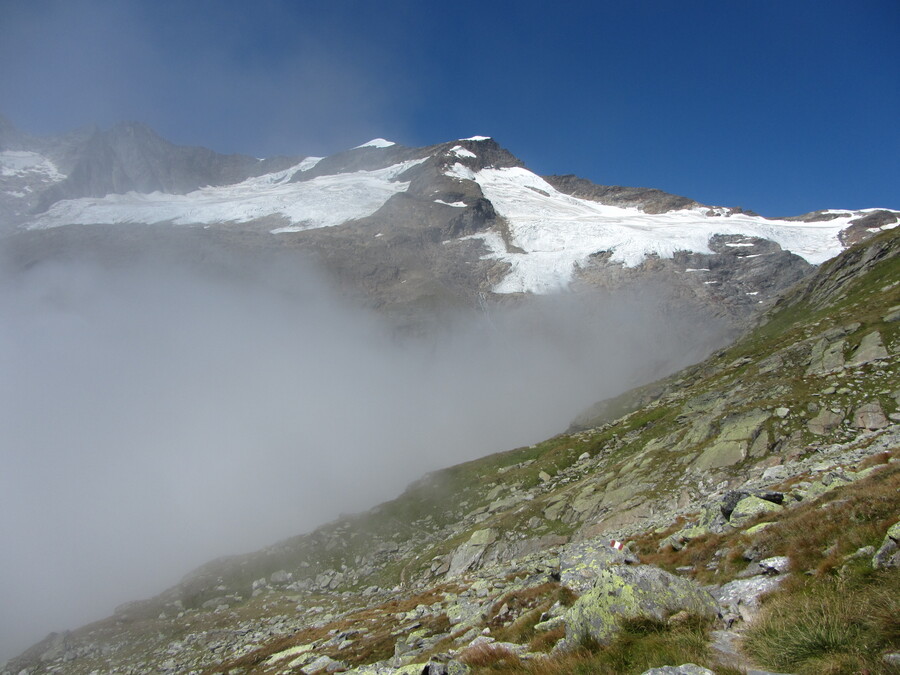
(352, 138, 396, 150)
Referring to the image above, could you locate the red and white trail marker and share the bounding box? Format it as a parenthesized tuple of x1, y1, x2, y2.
(610, 539, 624, 550)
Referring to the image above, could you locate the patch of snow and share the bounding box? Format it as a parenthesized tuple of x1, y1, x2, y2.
(725, 242, 755, 247)
(297, 156, 323, 171)
(449, 145, 477, 159)
(434, 199, 467, 207)
(353, 138, 395, 149)
(685, 268, 710, 272)
(5, 190, 27, 198)
(462, 136, 491, 142)
(746, 291, 759, 296)
(0, 150, 65, 181)
(32, 158, 427, 231)
(448, 164, 867, 294)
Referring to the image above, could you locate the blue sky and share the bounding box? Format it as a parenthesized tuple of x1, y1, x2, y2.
(0, 0, 897, 216)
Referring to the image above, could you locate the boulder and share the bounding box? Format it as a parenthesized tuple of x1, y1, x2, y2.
(560, 539, 639, 593)
(872, 520, 900, 570)
(737, 556, 790, 578)
(269, 570, 292, 584)
(640, 666, 715, 675)
(420, 660, 470, 675)
(806, 337, 845, 375)
(712, 575, 785, 623)
(728, 496, 783, 526)
(720, 491, 752, 520)
(799, 471, 853, 501)
(853, 401, 889, 430)
(693, 410, 770, 470)
(447, 529, 498, 576)
(807, 408, 844, 435)
(884, 304, 900, 323)
(847, 331, 889, 366)
(305, 654, 345, 673)
(560, 565, 719, 648)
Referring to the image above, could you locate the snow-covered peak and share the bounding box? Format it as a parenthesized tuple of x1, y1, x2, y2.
(353, 138, 396, 150)
(461, 136, 491, 142)
(446, 163, 888, 294)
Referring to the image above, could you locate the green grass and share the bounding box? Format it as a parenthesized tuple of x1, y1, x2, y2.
(744, 572, 900, 675)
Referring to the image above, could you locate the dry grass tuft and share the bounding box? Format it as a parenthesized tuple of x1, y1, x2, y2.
(745, 572, 900, 675)
(527, 625, 566, 653)
(459, 642, 523, 669)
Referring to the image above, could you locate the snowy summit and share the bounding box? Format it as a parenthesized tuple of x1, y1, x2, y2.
(353, 138, 396, 149)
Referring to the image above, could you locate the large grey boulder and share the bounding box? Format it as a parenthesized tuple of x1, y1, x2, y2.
(806, 337, 845, 375)
(640, 666, 715, 675)
(560, 539, 639, 593)
(807, 408, 844, 435)
(729, 496, 783, 526)
(693, 409, 770, 470)
(560, 565, 719, 648)
(447, 528, 498, 576)
(847, 331, 889, 366)
(853, 401, 889, 430)
(712, 575, 786, 624)
(872, 520, 900, 570)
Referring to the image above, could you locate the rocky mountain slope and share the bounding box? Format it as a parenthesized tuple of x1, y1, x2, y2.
(3, 118, 898, 332)
(6, 215, 898, 673)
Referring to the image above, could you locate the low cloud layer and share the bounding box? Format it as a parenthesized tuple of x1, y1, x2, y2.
(0, 242, 728, 661)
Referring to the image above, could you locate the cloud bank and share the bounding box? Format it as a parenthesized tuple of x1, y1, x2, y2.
(0, 240, 728, 661)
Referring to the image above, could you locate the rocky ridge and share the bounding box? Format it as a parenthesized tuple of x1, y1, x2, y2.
(5, 218, 898, 672)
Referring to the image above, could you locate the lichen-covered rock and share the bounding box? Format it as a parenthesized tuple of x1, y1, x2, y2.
(799, 471, 853, 501)
(640, 665, 715, 675)
(560, 565, 719, 648)
(305, 654, 346, 673)
(693, 410, 770, 470)
(446, 598, 485, 627)
(872, 520, 900, 570)
(560, 539, 638, 593)
(728, 496, 783, 526)
(743, 521, 775, 536)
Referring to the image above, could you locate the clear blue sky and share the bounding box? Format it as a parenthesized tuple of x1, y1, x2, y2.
(0, 0, 897, 216)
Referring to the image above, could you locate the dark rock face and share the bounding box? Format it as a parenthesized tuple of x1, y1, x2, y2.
(543, 173, 697, 213)
(839, 210, 900, 246)
(572, 234, 813, 327)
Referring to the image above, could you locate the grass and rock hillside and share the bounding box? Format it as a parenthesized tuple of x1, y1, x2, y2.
(5, 229, 899, 675)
